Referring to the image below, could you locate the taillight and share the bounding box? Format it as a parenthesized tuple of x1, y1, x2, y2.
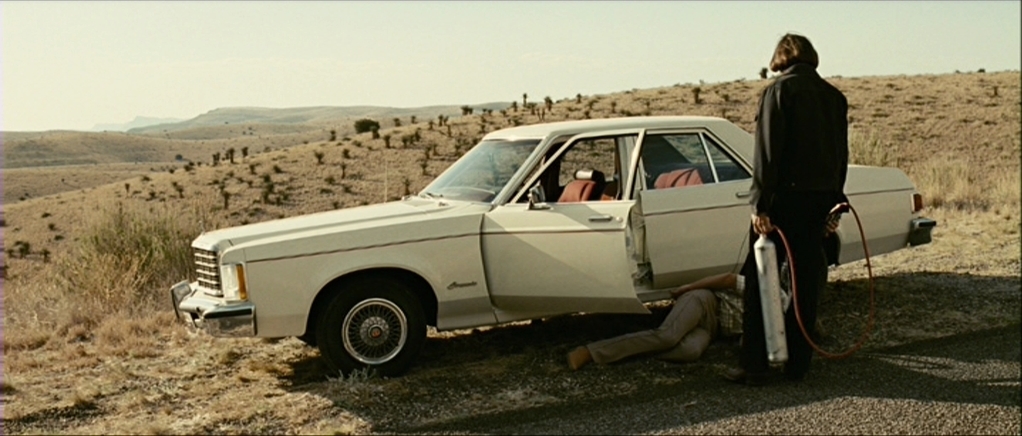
(912, 193, 924, 213)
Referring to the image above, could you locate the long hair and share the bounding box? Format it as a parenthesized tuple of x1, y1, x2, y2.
(769, 33, 819, 72)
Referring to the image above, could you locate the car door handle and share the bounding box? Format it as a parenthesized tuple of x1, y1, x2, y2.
(735, 191, 751, 198)
(588, 215, 614, 222)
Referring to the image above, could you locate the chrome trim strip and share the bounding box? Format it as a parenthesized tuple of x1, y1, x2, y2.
(480, 227, 623, 236)
(847, 187, 915, 196)
(642, 203, 744, 217)
(698, 132, 720, 183)
(247, 232, 479, 264)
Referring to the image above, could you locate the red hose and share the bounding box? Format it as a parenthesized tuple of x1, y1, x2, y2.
(774, 203, 875, 360)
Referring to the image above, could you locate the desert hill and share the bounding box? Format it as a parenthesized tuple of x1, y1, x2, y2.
(3, 69, 1018, 268)
(4, 70, 1018, 204)
(91, 116, 185, 132)
(127, 103, 512, 135)
(2, 103, 512, 171)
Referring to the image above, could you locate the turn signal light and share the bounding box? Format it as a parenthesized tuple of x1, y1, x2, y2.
(912, 193, 924, 213)
(237, 264, 248, 301)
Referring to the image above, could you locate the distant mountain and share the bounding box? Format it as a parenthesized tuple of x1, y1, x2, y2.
(91, 116, 185, 132)
(126, 103, 511, 135)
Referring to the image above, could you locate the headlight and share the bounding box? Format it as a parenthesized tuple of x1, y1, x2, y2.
(220, 263, 248, 301)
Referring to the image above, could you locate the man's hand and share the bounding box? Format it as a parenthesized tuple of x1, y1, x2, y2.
(670, 285, 692, 299)
(825, 213, 841, 235)
(751, 213, 774, 235)
(824, 203, 846, 235)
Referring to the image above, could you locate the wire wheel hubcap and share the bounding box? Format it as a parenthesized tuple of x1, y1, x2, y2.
(342, 298, 407, 365)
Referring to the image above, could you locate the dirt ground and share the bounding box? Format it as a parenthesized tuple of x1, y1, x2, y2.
(2, 206, 1018, 434)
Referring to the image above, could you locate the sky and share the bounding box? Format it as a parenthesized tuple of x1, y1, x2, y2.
(2, 1, 1020, 132)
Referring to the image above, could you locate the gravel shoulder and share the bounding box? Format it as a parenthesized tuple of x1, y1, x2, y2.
(398, 323, 1020, 435)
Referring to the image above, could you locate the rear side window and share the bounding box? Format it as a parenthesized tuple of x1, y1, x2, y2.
(703, 135, 750, 183)
(640, 133, 749, 189)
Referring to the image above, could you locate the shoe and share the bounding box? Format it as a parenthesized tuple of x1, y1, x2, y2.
(567, 346, 592, 371)
(722, 367, 768, 386)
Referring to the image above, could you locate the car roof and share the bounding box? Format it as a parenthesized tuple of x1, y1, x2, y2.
(481, 116, 733, 141)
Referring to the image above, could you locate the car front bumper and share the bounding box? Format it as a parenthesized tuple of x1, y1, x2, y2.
(170, 281, 256, 337)
(908, 218, 937, 246)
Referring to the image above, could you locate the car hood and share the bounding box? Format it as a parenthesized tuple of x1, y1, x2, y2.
(193, 198, 475, 254)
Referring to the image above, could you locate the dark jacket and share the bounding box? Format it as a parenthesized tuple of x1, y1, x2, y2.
(750, 63, 849, 215)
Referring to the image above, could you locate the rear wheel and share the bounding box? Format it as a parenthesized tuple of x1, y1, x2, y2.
(316, 277, 426, 377)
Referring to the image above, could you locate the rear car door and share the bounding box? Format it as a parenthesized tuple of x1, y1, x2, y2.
(634, 130, 753, 289)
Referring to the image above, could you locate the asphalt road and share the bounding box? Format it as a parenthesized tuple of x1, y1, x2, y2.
(397, 323, 1021, 435)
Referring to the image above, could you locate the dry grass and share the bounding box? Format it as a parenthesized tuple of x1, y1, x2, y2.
(2, 198, 222, 359)
(848, 129, 900, 168)
(3, 163, 161, 201)
(910, 156, 1021, 211)
(1, 70, 1019, 434)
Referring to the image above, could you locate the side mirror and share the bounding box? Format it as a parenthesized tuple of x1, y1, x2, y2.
(528, 186, 550, 210)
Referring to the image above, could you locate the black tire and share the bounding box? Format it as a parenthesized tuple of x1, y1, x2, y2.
(316, 276, 426, 377)
(296, 333, 316, 347)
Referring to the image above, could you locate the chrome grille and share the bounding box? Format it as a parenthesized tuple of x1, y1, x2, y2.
(194, 248, 222, 294)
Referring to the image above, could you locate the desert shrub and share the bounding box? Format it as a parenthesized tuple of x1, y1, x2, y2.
(353, 118, 380, 134)
(4, 201, 220, 349)
(57, 204, 199, 319)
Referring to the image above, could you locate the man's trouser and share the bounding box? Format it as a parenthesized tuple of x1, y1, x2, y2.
(740, 191, 836, 379)
(587, 289, 718, 364)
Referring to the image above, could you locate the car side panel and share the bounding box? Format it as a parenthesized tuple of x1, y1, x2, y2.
(481, 202, 649, 321)
(638, 180, 751, 289)
(241, 212, 496, 337)
(835, 168, 919, 263)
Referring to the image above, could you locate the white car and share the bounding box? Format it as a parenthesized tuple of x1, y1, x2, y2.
(172, 116, 935, 376)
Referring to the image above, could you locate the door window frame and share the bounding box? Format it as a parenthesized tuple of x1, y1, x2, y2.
(508, 128, 644, 204)
(633, 128, 753, 195)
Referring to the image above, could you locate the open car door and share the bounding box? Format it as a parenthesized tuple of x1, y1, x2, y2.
(481, 130, 649, 321)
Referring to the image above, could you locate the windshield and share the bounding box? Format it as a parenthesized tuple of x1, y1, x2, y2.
(421, 139, 541, 202)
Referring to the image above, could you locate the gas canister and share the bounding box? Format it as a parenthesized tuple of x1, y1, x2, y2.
(754, 234, 788, 363)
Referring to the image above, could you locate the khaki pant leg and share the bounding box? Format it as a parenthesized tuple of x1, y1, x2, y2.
(656, 290, 719, 362)
(656, 327, 713, 362)
(586, 289, 713, 365)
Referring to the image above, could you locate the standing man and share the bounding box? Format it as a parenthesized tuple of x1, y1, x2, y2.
(725, 33, 848, 385)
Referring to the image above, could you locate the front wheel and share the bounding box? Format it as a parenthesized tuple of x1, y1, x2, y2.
(316, 277, 426, 377)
